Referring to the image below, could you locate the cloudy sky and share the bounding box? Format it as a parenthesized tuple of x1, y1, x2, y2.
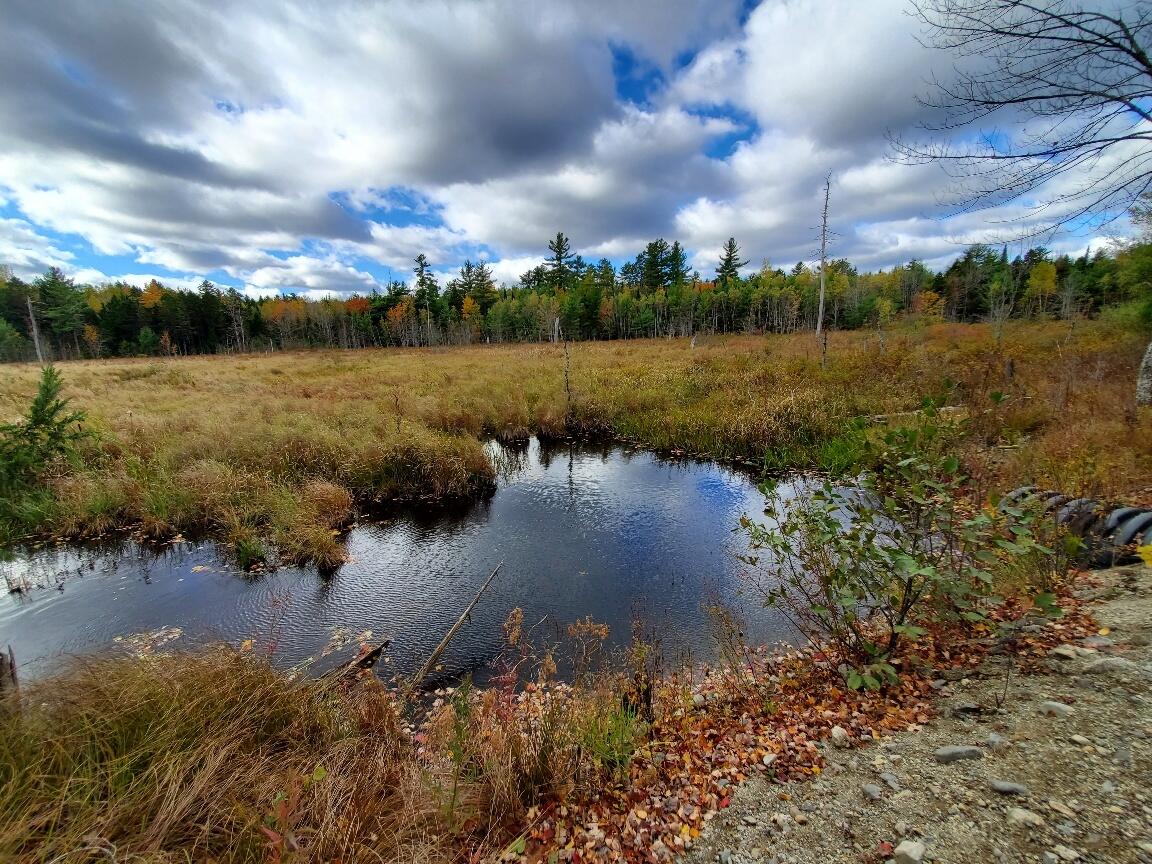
(0, 0, 1130, 296)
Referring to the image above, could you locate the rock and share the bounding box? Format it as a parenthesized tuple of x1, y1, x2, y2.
(717, 850, 734, 864)
(692, 693, 705, 707)
(987, 732, 1009, 751)
(1086, 657, 1143, 675)
(1043, 853, 1059, 864)
(1052, 845, 1081, 861)
(930, 678, 948, 690)
(1008, 807, 1045, 828)
(830, 725, 851, 748)
(880, 771, 902, 791)
(1082, 635, 1114, 648)
(951, 702, 983, 717)
(934, 745, 984, 763)
(1038, 700, 1074, 718)
(1069, 734, 1091, 746)
(861, 783, 883, 801)
(943, 668, 967, 681)
(893, 839, 926, 864)
(1100, 780, 1117, 794)
(1051, 645, 1080, 660)
(894, 820, 909, 836)
(762, 753, 777, 767)
(990, 779, 1031, 796)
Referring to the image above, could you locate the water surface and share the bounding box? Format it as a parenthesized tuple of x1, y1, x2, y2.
(1, 439, 792, 681)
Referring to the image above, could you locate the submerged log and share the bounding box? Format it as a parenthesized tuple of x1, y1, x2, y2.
(404, 562, 503, 699)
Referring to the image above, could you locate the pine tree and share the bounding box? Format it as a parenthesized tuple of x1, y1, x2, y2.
(668, 241, 689, 288)
(547, 232, 575, 292)
(716, 238, 749, 289)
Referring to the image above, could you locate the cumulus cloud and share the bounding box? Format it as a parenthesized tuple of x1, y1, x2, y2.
(0, 0, 1130, 294)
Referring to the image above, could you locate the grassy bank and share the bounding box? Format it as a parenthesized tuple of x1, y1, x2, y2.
(1, 321, 1150, 561)
(0, 592, 1100, 863)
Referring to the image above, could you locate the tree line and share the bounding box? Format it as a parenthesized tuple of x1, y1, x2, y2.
(1, 232, 1150, 361)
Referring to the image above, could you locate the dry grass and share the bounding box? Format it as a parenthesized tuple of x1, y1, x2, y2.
(0, 646, 650, 864)
(0, 652, 435, 863)
(1, 321, 1149, 558)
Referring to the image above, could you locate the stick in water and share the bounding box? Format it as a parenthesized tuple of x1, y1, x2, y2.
(404, 562, 503, 698)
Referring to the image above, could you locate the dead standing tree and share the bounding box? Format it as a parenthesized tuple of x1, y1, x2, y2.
(894, 0, 1152, 403)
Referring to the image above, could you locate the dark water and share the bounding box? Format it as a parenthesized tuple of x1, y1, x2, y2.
(0, 439, 794, 682)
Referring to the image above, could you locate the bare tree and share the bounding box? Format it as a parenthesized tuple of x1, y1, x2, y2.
(900, 0, 1152, 406)
(896, 0, 1152, 235)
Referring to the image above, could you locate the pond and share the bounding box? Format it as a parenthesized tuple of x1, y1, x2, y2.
(0, 439, 797, 683)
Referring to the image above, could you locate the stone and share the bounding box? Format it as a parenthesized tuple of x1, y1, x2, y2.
(1086, 657, 1143, 675)
(861, 783, 883, 801)
(1069, 734, 1091, 746)
(1082, 635, 1114, 648)
(1100, 780, 1117, 794)
(894, 820, 909, 836)
(762, 753, 777, 767)
(952, 702, 983, 717)
(990, 779, 1030, 796)
(692, 693, 705, 707)
(987, 732, 1009, 751)
(1052, 845, 1080, 861)
(830, 725, 851, 748)
(893, 839, 926, 864)
(880, 771, 902, 791)
(717, 850, 734, 864)
(1043, 854, 1059, 864)
(934, 745, 984, 763)
(1038, 700, 1074, 718)
(1008, 807, 1045, 828)
(1051, 645, 1080, 660)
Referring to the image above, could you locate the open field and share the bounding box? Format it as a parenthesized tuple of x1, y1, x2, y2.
(1, 321, 1150, 561)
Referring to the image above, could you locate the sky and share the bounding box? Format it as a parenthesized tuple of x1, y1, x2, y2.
(0, 0, 1135, 298)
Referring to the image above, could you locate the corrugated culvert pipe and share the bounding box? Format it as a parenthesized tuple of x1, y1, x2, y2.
(1000, 486, 1152, 566)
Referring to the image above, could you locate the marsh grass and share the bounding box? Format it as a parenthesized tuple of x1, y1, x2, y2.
(1, 322, 1149, 562)
(0, 652, 432, 863)
(0, 642, 661, 863)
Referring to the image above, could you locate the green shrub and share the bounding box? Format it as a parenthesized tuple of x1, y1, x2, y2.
(742, 401, 1055, 688)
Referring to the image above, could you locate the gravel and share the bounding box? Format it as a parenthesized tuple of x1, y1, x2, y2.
(684, 564, 1152, 864)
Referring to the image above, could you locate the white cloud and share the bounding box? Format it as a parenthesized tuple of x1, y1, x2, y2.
(0, 0, 1136, 295)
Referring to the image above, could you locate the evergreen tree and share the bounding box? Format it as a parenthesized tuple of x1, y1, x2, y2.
(547, 232, 576, 291)
(716, 238, 749, 289)
(467, 260, 499, 314)
(641, 239, 671, 292)
(668, 241, 689, 288)
(34, 267, 86, 355)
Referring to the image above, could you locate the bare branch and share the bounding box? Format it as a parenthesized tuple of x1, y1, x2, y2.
(894, 0, 1152, 236)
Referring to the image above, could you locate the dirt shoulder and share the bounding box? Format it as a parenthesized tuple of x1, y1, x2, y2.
(683, 564, 1152, 864)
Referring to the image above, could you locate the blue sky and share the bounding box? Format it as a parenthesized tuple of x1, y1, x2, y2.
(0, 0, 1134, 297)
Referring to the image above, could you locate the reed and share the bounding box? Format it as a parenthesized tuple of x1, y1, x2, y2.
(0, 321, 1148, 560)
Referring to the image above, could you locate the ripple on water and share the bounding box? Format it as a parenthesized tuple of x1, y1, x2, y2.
(0, 439, 796, 681)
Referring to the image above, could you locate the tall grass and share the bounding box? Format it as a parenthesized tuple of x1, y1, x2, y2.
(0, 647, 655, 863)
(0, 652, 430, 863)
(0, 321, 1149, 560)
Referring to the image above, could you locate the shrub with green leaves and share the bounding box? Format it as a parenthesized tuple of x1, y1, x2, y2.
(742, 400, 1055, 689)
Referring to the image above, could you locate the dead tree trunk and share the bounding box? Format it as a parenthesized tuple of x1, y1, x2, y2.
(1138, 338, 1152, 407)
